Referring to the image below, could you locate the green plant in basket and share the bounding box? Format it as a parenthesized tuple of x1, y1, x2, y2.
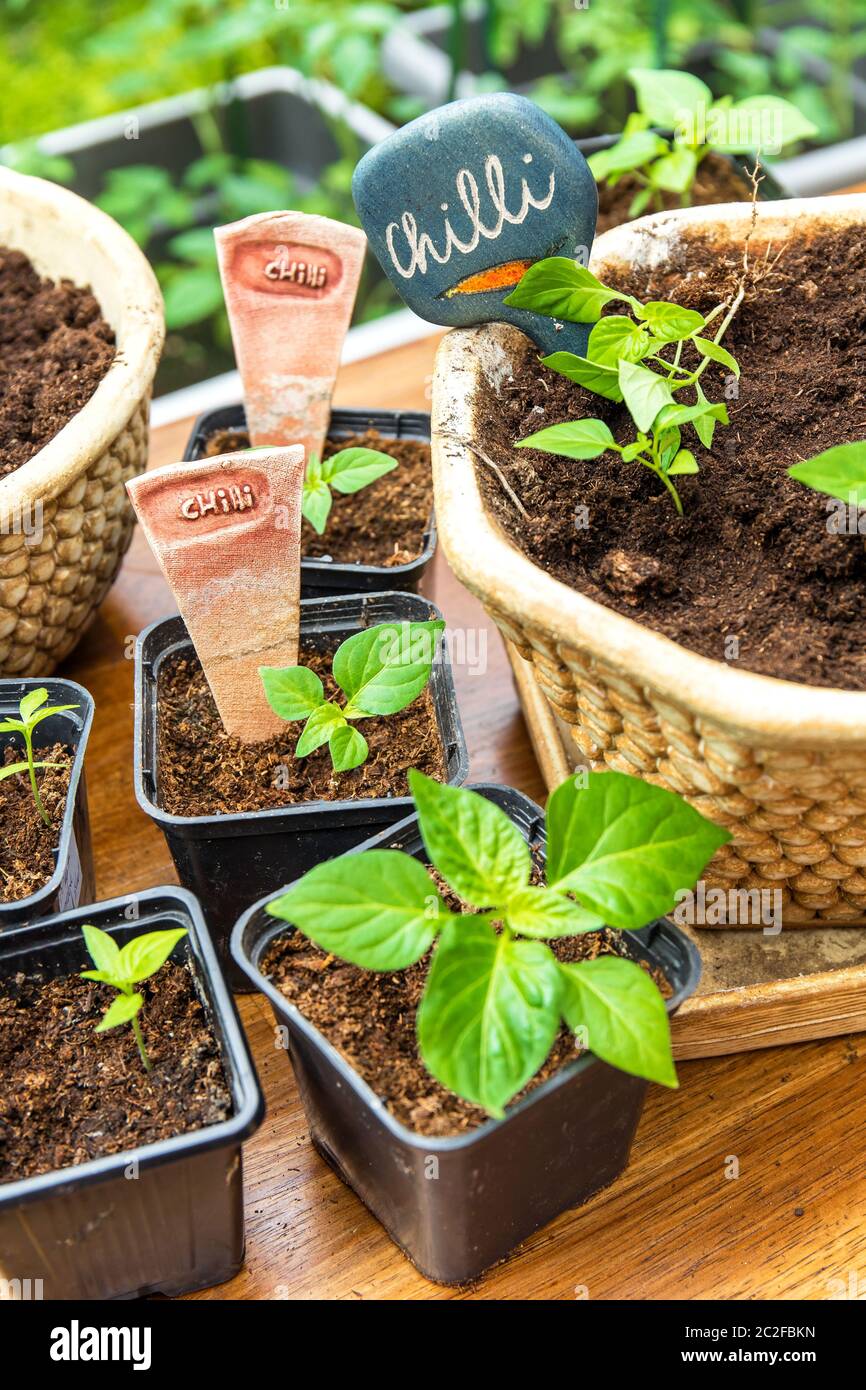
(505, 258, 743, 514)
(587, 68, 816, 217)
(260, 620, 444, 773)
(267, 769, 728, 1116)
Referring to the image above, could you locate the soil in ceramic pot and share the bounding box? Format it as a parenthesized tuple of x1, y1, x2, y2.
(0, 959, 232, 1183)
(203, 428, 433, 567)
(0, 247, 115, 479)
(475, 224, 866, 690)
(0, 743, 72, 903)
(263, 869, 670, 1138)
(156, 645, 447, 817)
(595, 151, 758, 235)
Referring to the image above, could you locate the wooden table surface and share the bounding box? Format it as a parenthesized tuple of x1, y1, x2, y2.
(62, 332, 866, 1301)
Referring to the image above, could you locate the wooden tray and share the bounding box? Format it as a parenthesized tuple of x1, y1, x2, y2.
(508, 643, 866, 1059)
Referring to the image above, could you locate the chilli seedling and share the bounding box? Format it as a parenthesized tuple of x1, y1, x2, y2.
(267, 768, 728, 1116)
(301, 446, 398, 535)
(587, 69, 816, 217)
(0, 687, 78, 826)
(260, 619, 444, 773)
(505, 258, 742, 513)
(788, 440, 866, 518)
(81, 924, 189, 1072)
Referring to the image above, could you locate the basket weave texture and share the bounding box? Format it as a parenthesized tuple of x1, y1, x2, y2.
(431, 196, 866, 928)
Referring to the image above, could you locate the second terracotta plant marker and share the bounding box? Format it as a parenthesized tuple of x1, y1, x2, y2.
(215, 210, 367, 462)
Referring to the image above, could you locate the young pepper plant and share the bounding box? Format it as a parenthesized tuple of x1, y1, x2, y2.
(81, 925, 189, 1073)
(504, 258, 741, 514)
(260, 619, 444, 773)
(587, 68, 816, 218)
(0, 688, 78, 826)
(302, 446, 398, 535)
(267, 768, 728, 1117)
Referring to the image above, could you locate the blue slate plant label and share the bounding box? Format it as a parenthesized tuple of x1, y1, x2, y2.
(353, 93, 598, 356)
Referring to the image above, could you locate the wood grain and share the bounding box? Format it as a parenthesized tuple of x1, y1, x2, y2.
(58, 331, 866, 1300)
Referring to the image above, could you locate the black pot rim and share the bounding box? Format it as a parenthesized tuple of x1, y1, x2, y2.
(133, 593, 469, 833)
(230, 783, 703, 1154)
(0, 677, 94, 916)
(185, 404, 437, 585)
(0, 884, 264, 1211)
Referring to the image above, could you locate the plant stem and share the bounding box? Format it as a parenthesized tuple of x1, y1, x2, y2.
(649, 460, 684, 515)
(24, 727, 49, 826)
(132, 1016, 152, 1073)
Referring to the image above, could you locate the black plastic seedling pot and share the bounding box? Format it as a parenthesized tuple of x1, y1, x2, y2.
(231, 784, 702, 1285)
(184, 404, 437, 597)
(0, 886, 263, 1300)
(0, 677, 95, 928)
(134, 591, 468, 988)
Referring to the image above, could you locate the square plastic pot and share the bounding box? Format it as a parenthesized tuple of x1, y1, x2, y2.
(184, 404, 437, 598)
(231, 784, 702, 1285)
(0, 678, 95, 928)
(135, 592, 468, 988)
(0, 887, 264, 1300)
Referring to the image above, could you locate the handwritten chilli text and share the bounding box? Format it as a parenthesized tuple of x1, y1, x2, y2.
(385, 153, 555, 280)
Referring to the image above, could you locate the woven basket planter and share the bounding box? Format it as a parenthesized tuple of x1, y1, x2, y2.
(432, 194, 866, 927)
(0, 167, 164, 676)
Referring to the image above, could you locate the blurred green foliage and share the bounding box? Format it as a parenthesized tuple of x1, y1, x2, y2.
(2, 0, 862, 395)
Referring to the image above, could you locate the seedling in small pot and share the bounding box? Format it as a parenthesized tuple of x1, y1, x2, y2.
(267, 768, 728, 1116)
(588, 69, 816, 217)
(215, 210, 367, 463)
(505, 259, 741, 513)
(81, 925, 188, 1072)
(0, 687, 77, 826)
(261, 620, 444, 772)
(302, 446, 398, 536)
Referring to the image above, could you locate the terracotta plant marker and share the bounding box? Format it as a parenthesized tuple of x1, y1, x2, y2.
(126, 447, 305, 742)
(215, 211, 367, 460)
(353, 92, 598, 356)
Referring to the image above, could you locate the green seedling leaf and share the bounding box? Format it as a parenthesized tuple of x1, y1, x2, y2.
(541, 352, 624, 402)
(546, 770, 730, 928)
(504, 886, 605, 938)
(116, 928, 188, 984)
(587, 316, 652, 368)
(323, 447, 397, 494)
(788, 441, 866, 506)
(638, 301, 706, 342)
(417, 918, 562, 1116)
(656, 399, 729, 431)
(96, 992, 144, 1032)
(516, 419, 615, 461)
(668, 449, 699, 476)
(302, 478, 332, 535)
(267, 849, 448, 970)
(409, 771, 531, 907)
(329, 723, 369, 772)
(19, 687, 49, 723)
(260, 666, 325, 721)
(648, 146, 698, 193)
(334, 620, 444, 717)
(82, 924, 122, 976)
(0, 760, 61, 782)
(694, 336, 740, 377)
(587, 130, 669, 181)
(560, 956, 677, 1087)
(618, 360, 675, 433)
(296, 703, 346, 756)
(629, 67, 713, 129)
(711, 95, 818, 153)
(504, 258, 630, 323)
